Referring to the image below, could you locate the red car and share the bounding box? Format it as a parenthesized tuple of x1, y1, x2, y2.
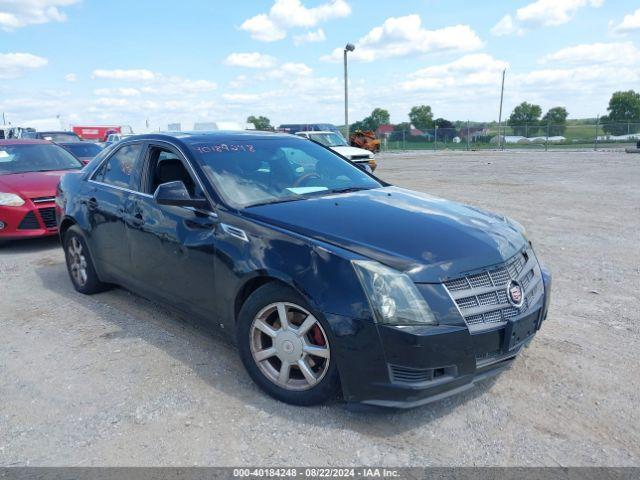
(0, 139, 83, 241)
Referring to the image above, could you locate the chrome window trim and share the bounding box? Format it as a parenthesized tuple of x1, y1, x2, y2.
(87, 179, 153, 198)
(88, 138, 219, 217)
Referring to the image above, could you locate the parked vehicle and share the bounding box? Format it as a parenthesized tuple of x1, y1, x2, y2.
(349, 130, 381, 153)
(278, 123, 343, 137)
(295, 131, 377, 172)
(0, 140, 83, 241)
(104, 133, 135, 146)
(22, 131, 82, 143)
(72, 125, 133, 142)
(58, 142, 104, 164)
(56, 131, 551, 408)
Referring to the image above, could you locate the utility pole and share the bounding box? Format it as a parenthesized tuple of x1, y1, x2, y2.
(497, 69, 506, 150)
(1, 112, 5, 125)
(594, 115, 600, 151)
(344, 43, 355, 140)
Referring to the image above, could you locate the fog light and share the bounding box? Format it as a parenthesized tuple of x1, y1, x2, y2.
(0, 221, 5, 230)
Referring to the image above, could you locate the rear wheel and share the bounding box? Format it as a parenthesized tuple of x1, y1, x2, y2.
(63, 226, 110, 294)
(237, 283, 340, 406)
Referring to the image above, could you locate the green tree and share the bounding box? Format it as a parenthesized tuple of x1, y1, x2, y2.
(389, 122, 411, 141)
(350, 108, 390, 132)
(542, 107, 568, 136)
(367, 108, 390, 130)
(247, 115, 272, 131)
(508, 102, 542, 136)
(408, 105, 434, 131)
(434, 118, 456, 141)
(601, 90, 640, 135)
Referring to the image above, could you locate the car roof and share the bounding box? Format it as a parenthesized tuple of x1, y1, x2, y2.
(297, 131, 338, 135)
(121, 130, 296, 145)
(0, 139, 51, 145)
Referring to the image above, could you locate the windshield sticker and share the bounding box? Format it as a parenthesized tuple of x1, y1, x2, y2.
(286, 187, 328, 195)
(193, 144, 255, 154)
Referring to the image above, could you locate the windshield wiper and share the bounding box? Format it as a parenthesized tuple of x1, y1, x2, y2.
(327, 186, 371, 194)
(245, 197, 305, 208)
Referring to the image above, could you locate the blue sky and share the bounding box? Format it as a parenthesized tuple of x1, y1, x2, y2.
(1, 0, 639, 131)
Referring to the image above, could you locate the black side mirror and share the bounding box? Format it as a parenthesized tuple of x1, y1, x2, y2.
(154, 181, 209, 209)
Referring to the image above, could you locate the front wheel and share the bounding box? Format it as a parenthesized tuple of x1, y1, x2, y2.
(237, 283, 340, 406)
(63, 226, 110, 294)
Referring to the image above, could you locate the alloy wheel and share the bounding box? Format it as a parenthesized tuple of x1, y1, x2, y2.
(250, 302, 330, 391)
(67, 236, 88, 287)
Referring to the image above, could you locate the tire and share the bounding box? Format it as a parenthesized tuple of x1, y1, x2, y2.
(237, 282, 340, 406)
(63, 226, 110, 294)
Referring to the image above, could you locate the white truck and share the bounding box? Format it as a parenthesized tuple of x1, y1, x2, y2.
(295, 131, 377, 172)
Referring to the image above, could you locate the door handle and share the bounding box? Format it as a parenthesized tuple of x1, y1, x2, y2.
(86, 197, 98, 211)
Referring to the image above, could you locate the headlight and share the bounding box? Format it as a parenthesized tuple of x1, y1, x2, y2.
(352, 260, 437, 326)
(0, 192, 25, 207)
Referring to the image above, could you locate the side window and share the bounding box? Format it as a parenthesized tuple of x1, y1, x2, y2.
(146, 146, 204, 198)
(93, 143, 142, 189)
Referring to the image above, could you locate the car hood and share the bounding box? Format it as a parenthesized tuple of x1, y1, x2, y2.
(243, 186, 527, 283)
(0, 170, 75, 199)
(330, 145, 372, 160)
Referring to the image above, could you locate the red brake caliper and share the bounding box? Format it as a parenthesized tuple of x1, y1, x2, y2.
(310, 325, 326, 346)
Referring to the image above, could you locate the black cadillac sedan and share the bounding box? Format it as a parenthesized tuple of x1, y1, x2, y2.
(56, 132, 551, 408)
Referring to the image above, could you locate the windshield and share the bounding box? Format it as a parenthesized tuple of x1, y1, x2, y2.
(63, 143, 102, 157)
(38, 132, 80, 142)
(307, 133, 348, 147)
(190, 137, 381, 208)
(0, 144, 83, 174)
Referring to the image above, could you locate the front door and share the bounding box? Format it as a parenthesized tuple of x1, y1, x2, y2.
(126, 142, 218, 320)
(86, 142, 144, 280)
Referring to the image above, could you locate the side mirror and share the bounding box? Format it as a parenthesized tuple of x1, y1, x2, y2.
(153, 181, 209, 209)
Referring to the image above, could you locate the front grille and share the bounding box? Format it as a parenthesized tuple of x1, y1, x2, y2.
(18, 211, 40, 230)
(444, 249, 543, 332)
(38, 207, 57, 229)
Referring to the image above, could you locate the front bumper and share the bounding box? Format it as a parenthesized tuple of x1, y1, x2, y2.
(0, 202, 58, 240)
(332, 266, 551, 408)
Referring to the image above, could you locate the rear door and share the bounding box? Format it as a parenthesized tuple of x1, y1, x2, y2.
(125, 141, 218, 319)
(86, 141, 144, 280)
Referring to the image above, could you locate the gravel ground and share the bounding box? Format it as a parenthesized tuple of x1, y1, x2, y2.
(1, 150, 639, 466)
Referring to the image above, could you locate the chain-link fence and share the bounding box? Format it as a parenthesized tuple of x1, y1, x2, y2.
(379, 122, 640, 151)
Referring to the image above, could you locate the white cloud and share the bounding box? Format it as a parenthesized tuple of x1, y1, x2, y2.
(95, 97, 130, 107)
(293, 28, 326, 45)
(541, 42, 639, 66)
(266, 62, 313, 79)
(93, 87, 141, 97)
(139, 77, 217, 95)
(609, 8, 640, 34)
(490, 15, 524, 36)
(224, 52, 277, 68)
(0, 52, 48, 79)
(492, 0, 603, 36)
(0, 0, 80, 30)
(92, 69, 156, 81)
(64, 73, 77, 82)
(322, 15, 483, 62)
(91, 68, 217, 96)
(241, 0, 350, 42)
(400, 54, 509, 91)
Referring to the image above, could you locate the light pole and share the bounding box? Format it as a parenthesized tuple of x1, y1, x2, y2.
(497, 68, 506, 150)
(344, 43, 355, 140)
